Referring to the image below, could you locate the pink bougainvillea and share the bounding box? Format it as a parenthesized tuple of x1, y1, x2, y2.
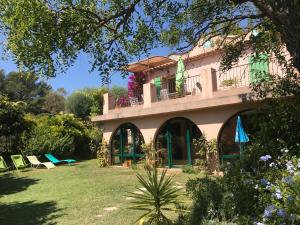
(116, 95, 130, 107)
(128, 72, 146, 99)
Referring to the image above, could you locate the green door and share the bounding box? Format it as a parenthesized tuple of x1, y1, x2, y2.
(249, 53, 269, 84)
(111, 124, 144, 164)
(166, 124, 173, 168)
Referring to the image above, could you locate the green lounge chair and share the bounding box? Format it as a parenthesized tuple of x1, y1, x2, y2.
(10, 154, 29, 170)
(0, 156, 10, 172)
(45, 153, 76, 165)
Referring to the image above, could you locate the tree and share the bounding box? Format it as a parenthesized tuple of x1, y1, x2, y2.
(77, 87, 108, 115)
(0, 0, 299, 82)
(1, 71, 51, 114)
(110, 86, 128, 100)
(66, 92, 93, 119)
(0, 95, 31, 155)
(0, 70, 4, 91)
(66, 87, 108, 118)
(43, 89, 66, 114)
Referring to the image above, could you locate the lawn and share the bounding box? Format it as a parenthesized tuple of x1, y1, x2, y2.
(0, 160, 200, 225)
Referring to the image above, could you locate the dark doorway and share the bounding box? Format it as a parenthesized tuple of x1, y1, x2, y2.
(155, 117, 202, 168)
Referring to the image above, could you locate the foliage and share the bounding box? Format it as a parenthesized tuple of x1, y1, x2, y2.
(66, 92, 93, 119)
(185, 177, 231, 225)
(115, 95, 130, 108)
(241, 98, 300, 171)
(0, 71, 51, 114)
(22, 114, 93, 158)
(181, 165, 199, 174)
(254, 152, 300, 224)
(66, 87, 108, 118)
(87, 124, 103, 158)
(0, 0, 299, 83)
(128, 168, 182, 225)
(110, 86, 128, 100)
(193, 136, 218, 171)
(77, 87, 108, 115)
(110, 86, 129, 107)
(97, 139, 109, 167)
(42, 89, 66, 114)
(0, 95, 31, 155)
(182, 98, 300, 224)
(142, 140, 162, 169)
(221, 79, 235, 87)
(128, 72, 146, 98)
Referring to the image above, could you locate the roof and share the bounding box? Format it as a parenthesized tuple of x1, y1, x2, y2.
(127, 56, 176, 73)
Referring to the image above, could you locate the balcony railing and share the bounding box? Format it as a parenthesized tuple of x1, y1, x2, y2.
(217, 58, 285, 91)
(151, 75, 202, 102)
(217, 64, 251, 90)
(111, 88, 144, 109)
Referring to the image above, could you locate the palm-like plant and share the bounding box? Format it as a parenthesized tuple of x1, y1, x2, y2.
(128, 168, 182, 225)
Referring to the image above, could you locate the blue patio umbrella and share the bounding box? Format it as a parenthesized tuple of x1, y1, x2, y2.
(235, 116, 249, 155)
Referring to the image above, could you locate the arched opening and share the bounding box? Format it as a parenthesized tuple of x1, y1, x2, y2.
(110, 123, 145, 165)
(155, 117, 202, 168)
(218, 110, 258, 163)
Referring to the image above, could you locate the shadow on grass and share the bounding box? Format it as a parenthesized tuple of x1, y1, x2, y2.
(0, 174, 38, 197)
(0, 174, 61, 224)
(0, 201, 60, 225)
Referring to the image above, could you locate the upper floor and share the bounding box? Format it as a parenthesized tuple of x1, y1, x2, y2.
(92, 39, 286, 123)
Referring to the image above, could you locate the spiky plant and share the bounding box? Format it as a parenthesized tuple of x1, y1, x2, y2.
(128, 168, 182, 225)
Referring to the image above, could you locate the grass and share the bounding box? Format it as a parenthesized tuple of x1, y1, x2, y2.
(0, 159, 201, 225)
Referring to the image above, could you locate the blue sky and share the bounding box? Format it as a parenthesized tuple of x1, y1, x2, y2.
(0, 47, 172, 95)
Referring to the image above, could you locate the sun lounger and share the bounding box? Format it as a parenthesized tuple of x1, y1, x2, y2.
(27, 156, 55, 169)
(10, 154, 29, 170)
(0, 156, 10, 172)
(45, 153, 76, 165)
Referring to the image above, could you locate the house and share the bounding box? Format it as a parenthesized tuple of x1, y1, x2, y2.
(91, 38, 285, 168)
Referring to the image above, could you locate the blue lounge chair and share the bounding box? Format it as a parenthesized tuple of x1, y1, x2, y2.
(45, 153, 76, 165)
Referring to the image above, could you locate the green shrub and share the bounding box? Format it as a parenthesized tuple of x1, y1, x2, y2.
(97, 139, 109, 167)
(141, 140, 163, 169)
(193, 136, 218, 172)
(182, 165, 198, 174)
(22, 114, 98, 158)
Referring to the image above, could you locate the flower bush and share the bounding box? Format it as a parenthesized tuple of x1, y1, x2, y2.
(127, 72, 146, 98)
(115, 95, 130, 107)
(255, 151, 300, 225)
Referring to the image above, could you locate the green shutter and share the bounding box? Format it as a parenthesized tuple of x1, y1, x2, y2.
(249, 53, 269, 84)
(154, 77, 162, 98)
(166, 124, 173, 168)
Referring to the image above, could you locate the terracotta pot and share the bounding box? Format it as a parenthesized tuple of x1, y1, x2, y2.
(122, 160, 132, 168)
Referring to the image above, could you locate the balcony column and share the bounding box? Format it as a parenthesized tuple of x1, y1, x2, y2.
(143, 83, 153, 108)
(201, 68, 217, 99)
(103, 93, 114, 115)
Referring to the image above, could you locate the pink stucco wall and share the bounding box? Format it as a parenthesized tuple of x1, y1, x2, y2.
(102, 101, 259, 146)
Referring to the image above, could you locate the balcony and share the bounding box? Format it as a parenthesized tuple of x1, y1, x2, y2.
(93, 60, 283, 122)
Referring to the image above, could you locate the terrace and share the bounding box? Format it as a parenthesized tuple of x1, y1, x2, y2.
(93, 57, 283, 122)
